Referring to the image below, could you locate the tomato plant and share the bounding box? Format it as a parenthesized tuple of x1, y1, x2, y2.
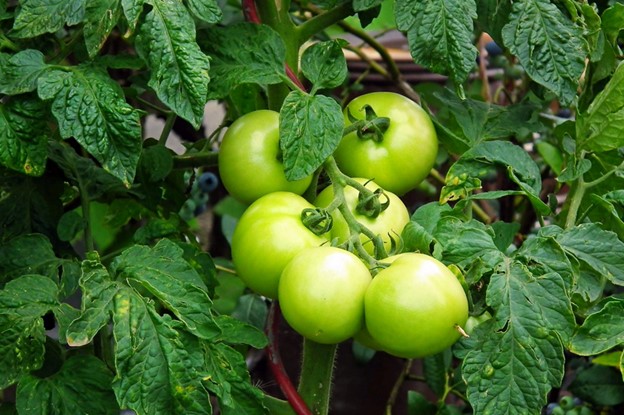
(218, 110, 313, 205)
(334, 92, 438, 196)
(231, 192, 329, 299)
(2, 1, 624, 415)
(364, 253, 469, 358)
(278, 246, 372, 344)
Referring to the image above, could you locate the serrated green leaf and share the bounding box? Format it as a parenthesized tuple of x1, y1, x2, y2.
(214, 314, 267, 348)
(577, 62, 624, 153)
(84, 0, 122, 58)
(0, 314, 46, 389)
(0, 96, 49, 177)
(569, 364, 624, 406)
(556, 223, 624, 286)
(198, 23, 285, 100)
(441, 140, 550, 215)
(112, 293, 211, 414)
(47, 140, 131, 200)
(111, 239, 221, 340)
(66, 260, 120, 347)
(0, 275, 59, 316)
(396, 0, 477, 83)
(11, 0, 85, 37)
(501, 0, 586, 106)
(423, 88, 539, 154)
(570, 299, 624, 356)
(16, 355, 118, 415)
(0, 50, 48, 95)
(0, 234, 59, 284)
(37, 67, 142, 186)
(475, 0, 512, 46)
(135, 0, 210, 128)
(121, 0, 145, 34)
(462, 260, 573, 415)
(185, 0, 222, 23)
(279, 90, 343, 181)
(301, 40, 348, 91)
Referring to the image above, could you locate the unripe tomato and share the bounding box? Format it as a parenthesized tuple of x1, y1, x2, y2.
(231, 192, 329, 298)
(334, 92, 438, 196)
(314, 178, 409, 254)
(278, 246, 372, 344)
(365, 253, 469, 358)
(218, 110, 312, 205)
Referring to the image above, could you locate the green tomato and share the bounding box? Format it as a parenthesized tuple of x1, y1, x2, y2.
(278, 246, 372, 344)
(314, 178, 410, 254)
(334, 92, 438, 196)
(218, 110, 312, 205)
(231, 192, 329, 298)
(365, 253, 469, 358)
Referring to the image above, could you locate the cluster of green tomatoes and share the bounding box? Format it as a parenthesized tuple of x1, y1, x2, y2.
(218, 92, 470, 358)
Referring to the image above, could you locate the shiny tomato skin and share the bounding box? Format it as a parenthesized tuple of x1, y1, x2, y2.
(334, 92, 438, 196)
(314, 178, 409, 254)
(278, 246, 372, 344)
(231, 192, 329, 299)
(365, 253, 469, 358)
(218, 110, 312, 205)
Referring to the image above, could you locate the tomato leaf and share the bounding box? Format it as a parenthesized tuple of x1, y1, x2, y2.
(474, 0, 512, 46)
(395, 0, 478, 84)
(577, 63, 624, 153)
(0, 49, 48, 95)
(185, 0, 222, 24)
(0, 96, 49, 177)
(301, 40, 348, 92)
(37, 66, 142, 186)
(16, 355, 118, 415)
(461, 260, 574, 415)
(441, 140, 550, 215)
(0, 234, 59, 284)
(279, 90, 344, 181)
(199, 23, 286, 100)
(569, 364, 624, 406)
(121, 0, 145, 34)
(134, 0, 210, 128)
(11, 0, 85, 38)
(570, 299, 624, 356)
(501, 0, 586, 106)
(111, 238, 221, 340)
(83, 0, 122, 58)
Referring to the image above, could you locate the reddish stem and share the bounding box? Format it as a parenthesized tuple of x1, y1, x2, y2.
(285, 64, 307, 92)
(242, 0, 262, 23)
(266, 302, 312, 415)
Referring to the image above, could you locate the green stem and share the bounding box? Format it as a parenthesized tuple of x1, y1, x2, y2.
(159, 112, 177, 146)
(79, 181, 94, 253)
(297, 2, 355, 43)
(297, 339, 338, 415)
(0, 33, 19, 52)
(263, 395, 297, 415)
(172, 152, 219, 169)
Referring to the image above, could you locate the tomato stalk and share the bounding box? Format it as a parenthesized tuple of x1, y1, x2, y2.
(297, 339, 338, 415)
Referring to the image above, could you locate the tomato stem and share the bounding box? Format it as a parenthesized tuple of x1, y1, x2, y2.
(266, 302, 313, 415)
(297, 339, 338, 415)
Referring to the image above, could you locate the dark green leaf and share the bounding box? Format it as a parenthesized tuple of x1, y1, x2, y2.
(407, 391, 436, 415)
(462, 260, 573, 415)
(0, 314, 45, 389)
(137, 144, 174, 183)
(11, 0, 85, 37)
(47, 140, 130, 200)
(353, 0, 382, 11)
(111, 239, 220, 340)
(0, 50, 48, 95)
(16, 355, 118, 415)
(569, 365, 624, 406)
(396, 0, 478, 83)
(185, 0, 222, 23)
(121, 0, 145, 34)
(577, 62, 624, 153)
(423, 350, 451, 397)
(557, 156, 592, 183)
(279, 90, 343, 181)
(0, 96, 49, 176)
(441, 140, 550, 215)
(214, 314, 267, 348)
(501, 0, 586, 106)
(570, 299, 624, 356)
(0, 275, 59, 317)
(133, 215, 184, 244)
(0, 234, 59, 284)
(38, 66, 142, 186)
(602, 3, 624, 45)
(231, 293, 268, 332)
(587, 190, 624, 240)
(57, 209, 85, 242)
(491, 221, 519, 253)
(135, 0, 210, 128)
(301, 40, 348, 91)
(557, 223, 624, 286)
(474, 0, 512, 46)
(198, 23, 285, 100)
(83, 0, 122, 58)
(112, 294, 211, 414)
